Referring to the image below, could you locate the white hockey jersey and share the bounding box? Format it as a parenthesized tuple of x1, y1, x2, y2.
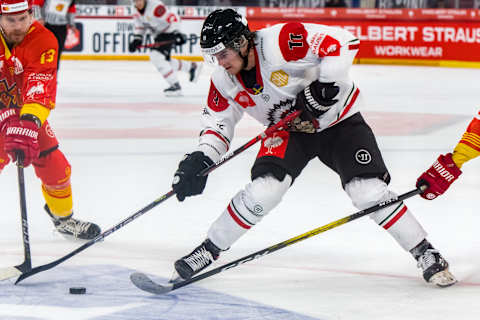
(197, 22, 363, 163)
(132, 0, 181, 36)
(32, 0, 75, 26)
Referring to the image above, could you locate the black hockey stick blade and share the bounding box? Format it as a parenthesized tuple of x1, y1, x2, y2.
(15, 190, 176, 284)
(130, 273, 174, 294)
(130, 187, 425, 295)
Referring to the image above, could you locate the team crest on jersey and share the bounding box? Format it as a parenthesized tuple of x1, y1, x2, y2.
(270, 70, 289, 87)
(55, 4, 64, 11)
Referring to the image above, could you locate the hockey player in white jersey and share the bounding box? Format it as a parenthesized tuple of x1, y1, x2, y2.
(128, 0, 202, 95)
(171, 9, 456, 287)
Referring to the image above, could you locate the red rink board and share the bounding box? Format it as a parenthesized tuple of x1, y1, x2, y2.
(246, 8, 480, 63)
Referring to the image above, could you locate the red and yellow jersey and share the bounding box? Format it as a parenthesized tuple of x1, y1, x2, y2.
(0, 20, 58, 125)
(452, 109, 480, 168)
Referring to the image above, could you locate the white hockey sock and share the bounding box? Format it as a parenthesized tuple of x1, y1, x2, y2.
(208, 174, 291, 250)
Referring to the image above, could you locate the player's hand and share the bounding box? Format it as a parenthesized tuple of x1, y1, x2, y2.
(172, 151, 214, 202)
(128, 38, 142, 53)
(416, 153, 462, 200)
(173, 32, 187, 46)
(294, 80, 340, 120)
(0, 108, 19, 132)
(4, 117, 40, 167)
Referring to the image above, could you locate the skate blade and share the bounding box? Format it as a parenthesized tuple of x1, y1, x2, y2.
(52, 229, 102, 242)
(164, 91, 183, 97)
(429, 269, 457, 288)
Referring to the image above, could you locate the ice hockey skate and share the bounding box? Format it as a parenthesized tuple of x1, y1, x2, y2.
(189, 62, 203, 83)
(417, 248, 457, 287)
(45, 204, 101, 240)
(174, 239, 221, 280)
(163, 82, 182, 96)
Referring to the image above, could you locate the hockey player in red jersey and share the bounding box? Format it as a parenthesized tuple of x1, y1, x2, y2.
(128, 0, 202, 96)
(417, 110, 480, 199)
(170, 9, 456, 287)
(0, 0, 100, 239)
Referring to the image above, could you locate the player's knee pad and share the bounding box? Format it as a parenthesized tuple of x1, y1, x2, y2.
(208, 174, 292, 250)
(345, 177, 397, 222)
(345, 177, 427, 251)
(231, 174, 292, 226)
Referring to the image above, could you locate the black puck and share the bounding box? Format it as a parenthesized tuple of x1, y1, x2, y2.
(69, 287, 86, 294)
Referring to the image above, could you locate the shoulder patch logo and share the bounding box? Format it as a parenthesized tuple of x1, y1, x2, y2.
(310, 34, 341, 58)
(270, 70, 289, 87)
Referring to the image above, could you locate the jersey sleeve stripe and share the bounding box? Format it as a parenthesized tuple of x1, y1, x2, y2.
(201, 129, 230, 151)
(328, 86, 360, 128)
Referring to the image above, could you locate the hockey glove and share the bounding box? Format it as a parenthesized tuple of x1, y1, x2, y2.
(416, 153, 462, 200)
(294, 80, 340, 121)
(128, 36, 142, 53)
(4, 115, 40, 167)
(173, 32, 187, 46)
(0, 108, 18, 132)
(172, 151, 214, 202)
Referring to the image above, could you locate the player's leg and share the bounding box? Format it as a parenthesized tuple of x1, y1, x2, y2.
(169, 59, 203, 83)
(34, 122, 100, 240)
(174, 131, 309, 280)
(149, 50, 182, 96)
(324, 112, 456, 287)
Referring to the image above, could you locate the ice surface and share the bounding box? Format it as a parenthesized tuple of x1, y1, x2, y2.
(1, 60, 479, 319)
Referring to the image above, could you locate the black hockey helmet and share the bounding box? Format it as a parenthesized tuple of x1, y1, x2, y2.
(200, 9, 252, 58)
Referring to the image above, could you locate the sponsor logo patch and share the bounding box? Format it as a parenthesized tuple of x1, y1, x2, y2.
(355, 149, 372, 164)
(270, 70, 289, 87)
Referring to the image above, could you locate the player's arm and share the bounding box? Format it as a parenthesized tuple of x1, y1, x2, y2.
(171, 77, 243, 202)
(67, 0, 76, 29)
(31, 0, 45, 24)
(20, 33, 59, 126)
(451, 111, 480, 168)
(287, 23, 358, 121)
(129, 14, 145, 52)
(416, 110, 480, 200)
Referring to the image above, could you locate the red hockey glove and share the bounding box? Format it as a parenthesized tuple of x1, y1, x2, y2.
(0, 108, 19, 132)
(4, 118, 40, 167)
(416, 153, 462, 200)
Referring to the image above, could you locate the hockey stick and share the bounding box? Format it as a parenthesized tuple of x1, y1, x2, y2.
(0, 156, 32, 281)
(15, 111, 301, 284)
(130, 186, 426, 295)
(138, 40, 176, 49)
